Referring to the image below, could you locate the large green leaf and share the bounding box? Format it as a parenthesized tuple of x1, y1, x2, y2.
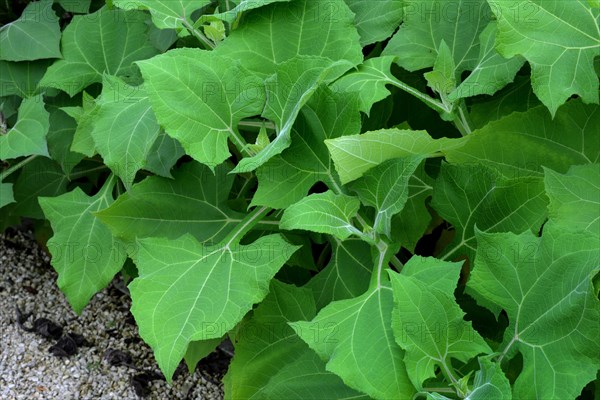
(95, 162, 245, 244)
(46, 106, 85, 177)
(234, 57, 353, 173)
(251, 87, 361, 209)
(383, 0, 491, 74)
(544, 164, 600, 235)
(137, 49, 264, 168)
(0, 183, 15, 208)
(344, 0, 403, 45)
(39, 8, 158, 96)
(448, 22, 525, 101)
(488, 0, 600, 115)
(326, 128, 460, 184)
(144, 131, 184, 178)
(0, 95, 50, 160)
(469, 228, 600, 399)
(213, 0, 363, 75)
(389, 257, 491, 390)
(350, 156, 423, 238)
(445, 100, 600, 179)
(112, 0, 211, 30)
(225, 281, 367, 399)
(56, 0, 91, 13)
(291, 275, 415, 399)
(0, 0, 61, 61)
(305, 238, 372, 310)
(431, 164, 548, 261)
(0, 60, 52, 97)
(129, 230, 298, 381)
(92, 75, 160, 189)
(280, 191, 361, 240)
(39, 176, 127, 313)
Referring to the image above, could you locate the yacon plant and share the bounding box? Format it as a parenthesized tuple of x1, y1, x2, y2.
(1, 0, 599, 398)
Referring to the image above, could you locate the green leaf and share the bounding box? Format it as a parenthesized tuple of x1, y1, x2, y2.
(0, 60, 52, 97)
(46, 107, 85, 177)
(488, 0, 600, 115)
(448, 22, 525, 101)
(61, 92, 99, 157)
(0, 182, 15, 208)
(290, 278, 415, 399)
(56, 0, 91, 13)
(280, 191, 361, 240)
(383, 0, 491, 74)
(351, 157, 423, 238)
(112, 0, 211, 30)
(8, 157, 69, 219)
(95, 162, 245, 243)
(331, 56, 399, 115)
(144, 132, 184, 178)
(344, 0, 403, 45)
(213, 0, 363, 76)
(39, 176, 127, 313)
(92, 75, 160, 189)
(0, 95, 50, 160)
(401, 255, 463, 293)
(39, 7, 158, 96)
(184, 338, 222, 373)
(0, 0, 61, 61)
(305, 238, 372, 310)
(325, 128, 460, 184)
(467, 356, 512, 400)
(137, 48, 265, 169)
(445, 100, 600, 178)
(129, 232, 298, 381)
(424, 40, 457, 99)
(544, 164, 600, 235)
(469, 228, 600, 399)
(431, 164, 548, 261)
(389, 258, 491, 390)
(252, 87, 361, 209)
(233, 57, 353, 173)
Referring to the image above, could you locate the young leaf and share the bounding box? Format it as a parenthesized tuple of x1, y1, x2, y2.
(389, 258, 491, 390)
(290, 277, 415, 399)
(280, 191, 361, 240)
(445, 100, 600, 178)
(204, 0, 293, 24)
(61, 92, 100, 157)
(112, 0, 211, 30)
(305, 238, 372, 309)
(424, 40, 457, 100)
(344, 0, 403, 46)
(0, 0, 61, 61)
(467, 356, 512, 400)
(144, 132, 184, 178)
(233, 57, 353, 173)
(39, 8, 158, 96)
(129, 231, 299, 381)
(213, 0, 363, 75)
(95, 162, 245, 243)
(0, 182, 15, 208)
(448, 22, 525, 101)
(325, 128, 460, 184)
(39, 176, 127, 313)
(431, 164, 548, 261)
(92, 75, 160, 189)
(469, 228, 600, 399)
(488, 0, 600, 115)
(544, 164, 600, 235)
(350, 157, 423, 238)
(0, 95, 50, 160)
(137, 49, 265, 169)
(252, 87, 361, 209)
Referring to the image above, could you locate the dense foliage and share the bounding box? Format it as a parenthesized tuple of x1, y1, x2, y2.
(1, 0, 599, 398)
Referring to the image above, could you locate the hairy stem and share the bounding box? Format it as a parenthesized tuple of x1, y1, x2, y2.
(0, 155, 38, 181)
(388, 78, 450, 115)
(223, 206, 270, 248)
(181, 18, 216, 49)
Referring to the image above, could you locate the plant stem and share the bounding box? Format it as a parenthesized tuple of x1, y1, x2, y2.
(239, 120, 277, 130)
(0, 155, 38, 181)
(388, 78, 450, 115)
(223, 206, 270, 248)
(454, 101, 473, 136)
(181, 18, 216, 49)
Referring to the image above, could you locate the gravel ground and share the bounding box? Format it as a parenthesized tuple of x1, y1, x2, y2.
(0, 228, 229, 400)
